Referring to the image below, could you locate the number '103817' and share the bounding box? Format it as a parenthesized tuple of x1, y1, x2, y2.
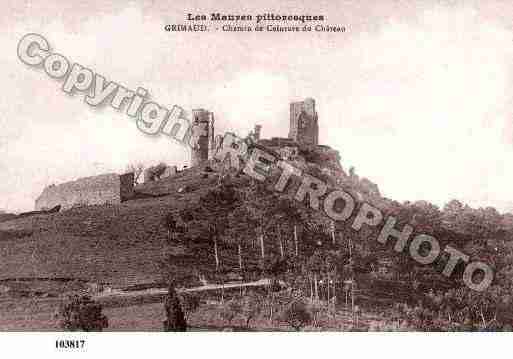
(55, 339, 85, 349)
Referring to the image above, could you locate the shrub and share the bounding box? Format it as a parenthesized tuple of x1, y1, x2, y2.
(240, 293, 262, 328)
(308, 302, 324, 328)
(57, 295, 108, 331)
(180, 293, 201, 320)
(280, 300, 312, 331)
(219, 299, 241, 326)
(164, 285, 187, 331)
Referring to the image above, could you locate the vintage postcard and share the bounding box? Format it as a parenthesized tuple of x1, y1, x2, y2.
(1, 0, 512, 356)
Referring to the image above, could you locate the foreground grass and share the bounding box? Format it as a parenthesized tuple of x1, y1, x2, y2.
(0, 295, 412, 331)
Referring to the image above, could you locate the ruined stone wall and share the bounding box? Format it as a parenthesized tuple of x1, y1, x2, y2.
(144, 165, 177, 183)
(35, 173, 133, 211)
(119, 172, 135, 200)
(278, 146, 299, 160)
(161, 165, 177, 179)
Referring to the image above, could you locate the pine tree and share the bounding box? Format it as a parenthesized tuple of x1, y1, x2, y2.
(164, 283, 187, 331)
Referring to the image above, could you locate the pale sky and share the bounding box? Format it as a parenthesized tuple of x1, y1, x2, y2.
(1, 0, 513, 213)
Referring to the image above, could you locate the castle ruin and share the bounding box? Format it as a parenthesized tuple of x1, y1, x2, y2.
(253, 124, 262, 141)
(34, 98, 329, 210)
(188, 98, 320, 168)
(288, 97, 319, 145)
(190, 108, 215, 167)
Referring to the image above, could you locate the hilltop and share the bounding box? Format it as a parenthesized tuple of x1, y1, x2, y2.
(0, 141, 382, 288)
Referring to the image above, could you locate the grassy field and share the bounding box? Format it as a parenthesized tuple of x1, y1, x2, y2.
(0, 294, 406, 332)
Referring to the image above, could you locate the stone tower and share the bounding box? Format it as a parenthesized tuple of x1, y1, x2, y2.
(254, 124, 262, 141)
(207, 115, 216, 160)
(288, 98, 319, 145)
(190, 109, 214, 167)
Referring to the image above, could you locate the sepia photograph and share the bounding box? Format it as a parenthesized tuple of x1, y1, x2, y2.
(1, 0, 513, 356)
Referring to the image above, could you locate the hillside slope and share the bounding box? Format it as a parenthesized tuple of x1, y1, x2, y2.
(0, 165, 221, 286)
(0, 144, 385, 288)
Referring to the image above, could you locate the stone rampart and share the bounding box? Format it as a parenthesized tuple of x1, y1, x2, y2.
(35, 173, 134, 210)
